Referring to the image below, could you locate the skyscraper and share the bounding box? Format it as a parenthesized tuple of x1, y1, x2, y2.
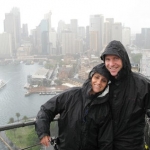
(89, 14, 104, 55)
(112, 22, 122, 42)
(22, 24, 29, 40)
(122, 27, 131, 47)
(0, 32, 12, 58)
(70, 19, 78, 38)
(61, 30, 76, 55)
(141, 28, 150, 49)
(44, 11, 53, 54)
(4, 7, 21, 55)
(104, 18, 114, 45)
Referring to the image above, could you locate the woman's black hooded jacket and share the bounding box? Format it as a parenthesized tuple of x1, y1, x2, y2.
(101, 40, 150, 150)
(35, 72, 113, 150)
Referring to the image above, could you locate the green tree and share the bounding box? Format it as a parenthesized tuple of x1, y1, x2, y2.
(55, 79, 62, 85)
(131, 53, 142, 64)
(16, 113, 20, 122)
(8, 117, 16, 138)
(8, 117, 14, 124)
(22, 116, 28, 122)
(44, 63, 54, 69)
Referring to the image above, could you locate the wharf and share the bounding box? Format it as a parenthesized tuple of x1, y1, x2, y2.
(25, 85, 68, 96)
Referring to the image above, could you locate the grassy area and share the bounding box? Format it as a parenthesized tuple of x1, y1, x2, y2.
(5, 125, 40, 150)
(5, 121, 58, 150)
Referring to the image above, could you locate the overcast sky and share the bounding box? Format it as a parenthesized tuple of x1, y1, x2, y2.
(0, 0, 150, 34)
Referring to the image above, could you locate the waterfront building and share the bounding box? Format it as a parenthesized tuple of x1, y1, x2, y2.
(0, 32, 12, 58)
(4, 7, 21, 54)
(58, 66, 72, 80)
(27, 67, 52, 86)
(16, 43, 32, 58)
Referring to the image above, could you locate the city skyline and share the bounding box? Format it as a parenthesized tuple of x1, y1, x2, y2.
(0, 0, 150, 34)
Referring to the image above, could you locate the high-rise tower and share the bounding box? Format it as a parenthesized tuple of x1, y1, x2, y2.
(104, 18, 114, 46)
(89, 14, 104, 55)
(122, 27, 131, 47)
(70, 19, 78, 38)
(4, 7, 21, 55)
(112, 22, 122, 42)
(44, 11, 53, 54)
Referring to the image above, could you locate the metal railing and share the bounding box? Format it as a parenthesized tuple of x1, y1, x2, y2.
(145, 117, 150, 149)
(0, 120, 35, 132)
(1, 116, 150, 150)
(0, 116, 59, 150)
(0, 116, 59, 131)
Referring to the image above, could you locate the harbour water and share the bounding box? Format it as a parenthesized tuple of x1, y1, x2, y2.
(0, 63, 54, 149)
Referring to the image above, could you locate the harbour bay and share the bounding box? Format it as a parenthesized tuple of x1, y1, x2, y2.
(0, 63, 53, 126)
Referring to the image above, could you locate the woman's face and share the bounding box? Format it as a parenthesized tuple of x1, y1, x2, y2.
(91, 73, 108, 94)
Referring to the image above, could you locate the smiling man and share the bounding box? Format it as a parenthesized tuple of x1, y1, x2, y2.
(105, 55, 123, 78)
(101, 40, 150, 150)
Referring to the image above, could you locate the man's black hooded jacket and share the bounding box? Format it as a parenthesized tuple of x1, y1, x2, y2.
(101, 40, 150, 150)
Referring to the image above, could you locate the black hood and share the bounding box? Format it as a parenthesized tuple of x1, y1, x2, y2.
(82, 63, 110, 99)
(89, 63, 110, 81)
(100, 40, 131, 80)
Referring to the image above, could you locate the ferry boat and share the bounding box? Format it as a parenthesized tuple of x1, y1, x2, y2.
(25, 91, 30, 96)
(0, 79, 6, 89)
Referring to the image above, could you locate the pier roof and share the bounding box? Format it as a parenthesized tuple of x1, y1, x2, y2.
(32, 68, 49, 79)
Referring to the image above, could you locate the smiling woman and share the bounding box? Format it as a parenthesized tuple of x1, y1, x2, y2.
(35, 63, 112, 150)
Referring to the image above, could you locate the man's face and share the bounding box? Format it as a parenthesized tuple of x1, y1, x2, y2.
(105, 55, 123, 78)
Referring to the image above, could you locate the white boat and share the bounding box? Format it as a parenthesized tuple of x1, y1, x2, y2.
(0, 80, 6, 89)
(25, 91, 30, 96)
(49, 92, 57, 95)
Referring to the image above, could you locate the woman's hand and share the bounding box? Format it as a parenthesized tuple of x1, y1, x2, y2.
(40, 135, 51, 147)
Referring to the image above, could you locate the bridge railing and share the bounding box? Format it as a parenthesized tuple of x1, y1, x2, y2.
(1, 116, 150, 150)
(145, 117, 150, 149)
(0, 116, 59, 150)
